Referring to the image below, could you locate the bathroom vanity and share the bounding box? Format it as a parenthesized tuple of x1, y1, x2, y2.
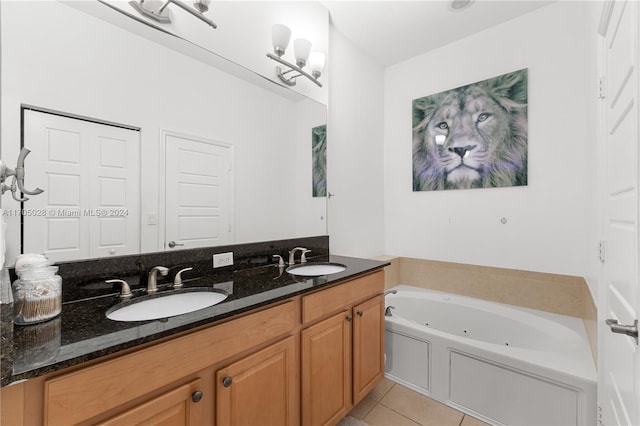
(0, 238, 387, 426)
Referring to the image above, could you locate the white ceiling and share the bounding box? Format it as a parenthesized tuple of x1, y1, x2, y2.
(322, 1, 554, 67)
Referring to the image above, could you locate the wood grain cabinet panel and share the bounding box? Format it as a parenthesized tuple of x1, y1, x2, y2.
(302, 271, 384, 325)
(301, 310, 352, 426)
(216, 336, 298, 426)
(96, 379, 203, 426)
(352, 294, 385, 404)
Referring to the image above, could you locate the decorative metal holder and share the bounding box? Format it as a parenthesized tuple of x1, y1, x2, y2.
(266, 53, 323, 88)
(0, 148, 44, 202)
(128, 0, 217, 28)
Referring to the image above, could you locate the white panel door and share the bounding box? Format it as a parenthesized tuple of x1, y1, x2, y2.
(23, 110, 140, 261)
(599, 1, 640, 425)
(163, 132, 232, 250)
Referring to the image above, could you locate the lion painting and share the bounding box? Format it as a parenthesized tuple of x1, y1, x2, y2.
(412, 69, 528, 191)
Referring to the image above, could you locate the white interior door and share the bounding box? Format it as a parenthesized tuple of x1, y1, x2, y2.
(163, 132, 232, 250)
(23, 110, 140, 261)
(599, 1, 640, 425)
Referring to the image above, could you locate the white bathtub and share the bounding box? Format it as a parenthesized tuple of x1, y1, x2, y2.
(384, 285, 597, 426)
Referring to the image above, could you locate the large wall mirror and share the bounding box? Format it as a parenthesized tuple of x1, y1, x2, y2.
(1, 1, 328, 265)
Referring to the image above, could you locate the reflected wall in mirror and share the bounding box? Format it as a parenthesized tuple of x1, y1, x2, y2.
(0, 1, 328, 265)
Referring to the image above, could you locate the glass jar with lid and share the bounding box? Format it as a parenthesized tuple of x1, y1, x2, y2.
(12, 264, 62, 325)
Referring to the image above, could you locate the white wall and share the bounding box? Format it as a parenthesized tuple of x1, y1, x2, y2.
(327, 30, 385, 258)
(1, 1, 324, 263)
(383, 2, 593, 277)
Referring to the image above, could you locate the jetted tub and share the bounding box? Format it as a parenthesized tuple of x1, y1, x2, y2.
(384, 285, 597, 426)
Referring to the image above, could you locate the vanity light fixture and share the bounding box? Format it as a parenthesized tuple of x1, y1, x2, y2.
(128, 0, 217, 28)
(266, 24, 325, 88)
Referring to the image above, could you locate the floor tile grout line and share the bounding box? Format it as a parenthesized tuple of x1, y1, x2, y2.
(376, 382, 396, 402)
(375, 401, 422, 426)
(375, 386, 467, 426)
(359, 399, 378, 420)
(361, 382, 396, 424)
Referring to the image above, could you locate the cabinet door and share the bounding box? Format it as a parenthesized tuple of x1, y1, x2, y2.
(353, 294, 385, 404)
(301, 310, 352, 426)
(97, 379, 203, 426)
(216, 336, 298, 426)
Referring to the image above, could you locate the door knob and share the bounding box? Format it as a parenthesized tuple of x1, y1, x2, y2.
(606, 319, 638, 345)
(168, 240, 184, 248)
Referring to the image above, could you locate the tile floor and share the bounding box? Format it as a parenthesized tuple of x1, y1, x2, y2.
(342, 377, 490, 426)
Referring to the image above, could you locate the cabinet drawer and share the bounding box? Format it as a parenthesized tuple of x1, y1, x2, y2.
(302, 271, 384, 325)
(44, 300, 297, 425)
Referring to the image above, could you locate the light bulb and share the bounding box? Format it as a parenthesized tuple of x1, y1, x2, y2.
(308, 51, 326, 78)
(271, 24, 291, 57)
(293, 39, 312, 68)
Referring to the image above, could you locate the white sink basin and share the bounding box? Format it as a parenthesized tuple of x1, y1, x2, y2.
(106, 289, 227, 322)
(286, 262, 347, 277)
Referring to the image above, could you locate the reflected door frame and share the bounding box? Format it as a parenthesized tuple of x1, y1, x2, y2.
(158, 129, 235, 251)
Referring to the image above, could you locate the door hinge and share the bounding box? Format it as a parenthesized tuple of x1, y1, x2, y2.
(598, 76, 606, 99)
(598, 240, 606, 262)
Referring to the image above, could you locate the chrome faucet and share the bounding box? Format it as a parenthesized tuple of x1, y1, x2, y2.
(385, 306, 395, 317)
(384, 289, 398, 296)
(288, 247, 307, 265)
(147, 266, 169, 293)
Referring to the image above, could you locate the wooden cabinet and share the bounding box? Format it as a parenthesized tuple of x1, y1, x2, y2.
(97, 379, 203, 426)
(301, 271, 385, 426)
(2, 269, 386, 426)
(301, 310, 352, 426)
(43, 300, 297, 425)
(216, 336, 298, 426)
(352, 294, 385, 404)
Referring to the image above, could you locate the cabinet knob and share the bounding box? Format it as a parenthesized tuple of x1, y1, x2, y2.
(346, 315, 353, 322)
(222, 376, 233, 387)
(191, 391, 203, 403)
(357, 310, 363, 317)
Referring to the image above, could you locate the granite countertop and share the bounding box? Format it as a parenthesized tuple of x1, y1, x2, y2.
(1, 254, 388, 386)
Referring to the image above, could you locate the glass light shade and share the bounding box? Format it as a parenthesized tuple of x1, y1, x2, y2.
(271, 24, 291, 57)
(293, 38, 312, 67)
(193, 0, 211, 13)
(308, 51, 326, 76)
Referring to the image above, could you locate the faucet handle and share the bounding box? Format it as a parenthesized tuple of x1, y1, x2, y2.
(272, 255, 285, 267)
(106, 279, 132, 299)
(288, 247, 307, 265)
(173, 267, 193, 289)
(301, 250, 311, 263)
